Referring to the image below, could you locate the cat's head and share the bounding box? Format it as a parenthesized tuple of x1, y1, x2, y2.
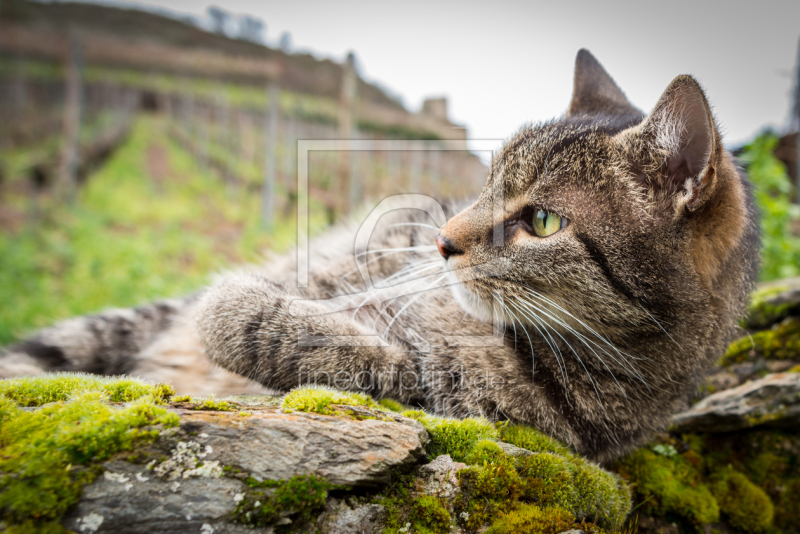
(437, 49, 757, 343)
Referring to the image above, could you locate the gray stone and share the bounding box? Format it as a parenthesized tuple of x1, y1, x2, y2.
(63, 460, 265, 534)
(219, 394, 282, 407)
(673, 372, 800, 433)
(176, 407, 428, 487)
(416, 454, 467, 499)
(311, 498, 386, 534)
(496, 441, 535, 458)
(62, 405, 429, 533)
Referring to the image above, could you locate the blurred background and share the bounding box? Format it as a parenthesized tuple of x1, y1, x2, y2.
(0, 0, 799, 348)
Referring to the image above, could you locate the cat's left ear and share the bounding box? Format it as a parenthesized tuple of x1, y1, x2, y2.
(568, 49, 641, 117)
(639, 75, 721, 213)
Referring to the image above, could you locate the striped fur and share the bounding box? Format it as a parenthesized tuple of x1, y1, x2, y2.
(0, 50, 760, 461)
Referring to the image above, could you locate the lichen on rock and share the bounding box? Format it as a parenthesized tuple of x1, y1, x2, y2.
(0, 373, 179, 531)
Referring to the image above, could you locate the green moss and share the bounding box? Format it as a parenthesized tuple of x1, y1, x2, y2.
(233, 474, 330, 529)
(401, 410, 499, 462)
(710, 468, 774, 533)
(4, 520, 70, 534)
(516, 452, 630, 525)
(500, 423, 573, 457)
(775, 479, 800, 528)
(0, 374, 179, 530)
(485, 504, 576, 534)
(0, 372, 174, 406)
(188, 394, 235, 411)
(281, 385, 378, 416)
(171, 394, 192, 403)
(456, 454, 523, 529)
(721, 317, 800, 366)
(409, 495, 452, 533)
(377, 398, 409, 413)
(465, 439, 507, 465)
(615, 447, 719, 527)
(742, 284, 800, 330)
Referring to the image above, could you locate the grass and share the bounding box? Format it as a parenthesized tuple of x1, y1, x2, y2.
(0, 114, 327, 345)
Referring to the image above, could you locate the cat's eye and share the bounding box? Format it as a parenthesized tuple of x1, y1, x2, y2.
(531, 210, 566, 237)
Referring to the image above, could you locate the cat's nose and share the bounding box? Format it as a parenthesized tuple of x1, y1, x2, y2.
(436, 234, 461, 260)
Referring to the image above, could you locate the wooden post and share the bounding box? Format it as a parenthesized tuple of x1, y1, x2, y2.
(428, 148, 441, 195)
(262, 82, 280, 228)
(790, 38, 800, 203)
(57, 30, 84, 200)
(338, 52, 359, 215)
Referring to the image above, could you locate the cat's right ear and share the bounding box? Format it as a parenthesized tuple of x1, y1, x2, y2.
(635, 75, 721, 214)
(567, 49, 640, 117)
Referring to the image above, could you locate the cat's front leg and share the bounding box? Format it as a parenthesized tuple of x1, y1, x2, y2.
(195, 272, 422, 401)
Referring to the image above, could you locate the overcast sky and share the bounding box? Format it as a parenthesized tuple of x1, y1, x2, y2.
(126, 0, 798, 151)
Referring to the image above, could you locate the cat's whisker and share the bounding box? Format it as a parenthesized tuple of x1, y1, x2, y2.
(513, 297, 608, 410)
(507, 299, 570, 390)
(348, 259, 443, 320)
(389, 223, 439, 231)
(639, 305, 682, 349)
(492, 292, 517, 350)
(516, 292, 646, 399)
(340, 248, 438, 281)
(354, 245, 438, 258)
(383, 274, 448, 338)
(380, 259, 443, 286)
(525, 288, 652, 382)
(492, 294, 535, 381)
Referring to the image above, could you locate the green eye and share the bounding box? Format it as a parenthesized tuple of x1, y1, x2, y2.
(532, 210, 565, 237)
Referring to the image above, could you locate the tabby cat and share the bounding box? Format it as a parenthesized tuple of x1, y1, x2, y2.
(0, 50, 760, 462)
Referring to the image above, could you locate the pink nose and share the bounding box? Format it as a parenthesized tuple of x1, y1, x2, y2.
(436, 234, 458, 260)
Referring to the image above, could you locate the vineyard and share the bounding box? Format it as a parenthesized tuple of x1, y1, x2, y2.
(0, 0, 488, 344)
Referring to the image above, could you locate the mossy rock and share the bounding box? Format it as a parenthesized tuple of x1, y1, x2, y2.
(614, 429, 800, 533)
(281, 385, 379, 415)
(721, 316, 800, 366)
(0, 373, 179, 531)
(710, 468, 774, 533)
(742, 281, 800, 331)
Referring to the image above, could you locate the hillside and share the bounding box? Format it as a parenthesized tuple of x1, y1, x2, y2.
(0, 0, 404, 109)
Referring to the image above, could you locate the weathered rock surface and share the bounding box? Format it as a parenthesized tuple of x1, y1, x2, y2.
(309, 498, 387, 534)
(673, 372, 800, 433)
(62, 398, 429, 533)
(175, 407, 428, 487)
(64, 460, 262, 534)
(414, 454, 467, 499)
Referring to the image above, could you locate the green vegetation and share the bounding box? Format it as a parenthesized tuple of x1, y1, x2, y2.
(0, 372, 174, 406)
(484, 503, 576, 534)
(742, 283, 800, 330)
(741, 133, 800, 281)
(188, 394, 235, 411)
(615, 446, 720, 527)
(400, 410, 499, 463)
(281, 385, 379, 415)
(722, 316, 800, 366)
(233, 474, 331, 530)
(0, 115, 325, 346)
(374, 405, 629, 533)
(711, 468, 774, 533)
(0, 373, 179, 531)
(409, 495, 452, 533)
(500, 423, 574, 457)
(615, 430, 800, 532)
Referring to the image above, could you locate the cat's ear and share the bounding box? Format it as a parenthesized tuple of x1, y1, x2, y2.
(639, 75, 720, 212)
(567, 49, 640, 117)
